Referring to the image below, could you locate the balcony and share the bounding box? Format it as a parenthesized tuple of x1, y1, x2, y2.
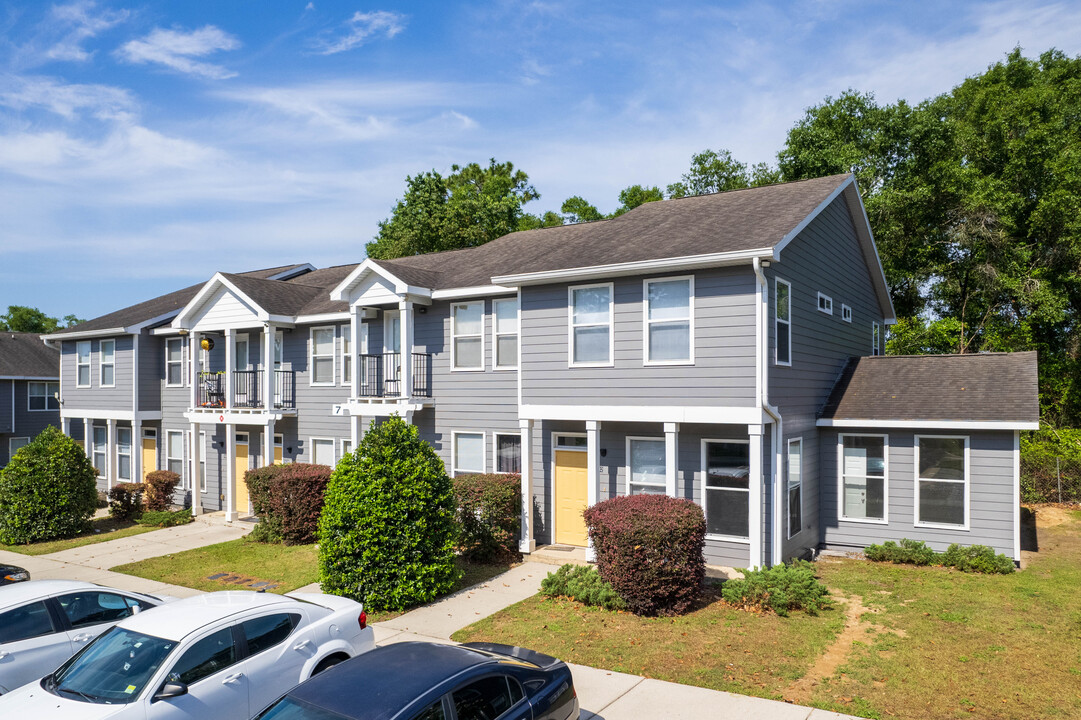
(357, 353, 432, 398)
(197, 370, 295, 410)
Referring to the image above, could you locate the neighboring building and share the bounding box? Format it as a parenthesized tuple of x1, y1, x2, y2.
(0, 332, 61, 466)
(43, 173, 1039, 567)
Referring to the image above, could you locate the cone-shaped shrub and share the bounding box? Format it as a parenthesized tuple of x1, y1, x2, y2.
(317, 416, 459, 610)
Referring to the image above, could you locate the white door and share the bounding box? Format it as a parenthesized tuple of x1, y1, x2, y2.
(149, 625, 248, 720)
(236, 611, 310, 714)
(0, 600, 73, 693)
(384, 311, 401, 387)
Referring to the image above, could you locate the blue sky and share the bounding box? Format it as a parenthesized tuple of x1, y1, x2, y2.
(1, 0, 1079, 321)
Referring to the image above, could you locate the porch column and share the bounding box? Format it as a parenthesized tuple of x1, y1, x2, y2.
(106, 418, 117, 490)
(350, 415, 361, 448)
(519, 419, 535, 553)
(350, 306, 362, 396)
(133, 420, 142, 484)
(263, 324, 275, 411)
(225, 328, 235, 411)
(664, 422, 679, 497)
(190, 422, 202, 516)
(189, 332, 200, 410)
(586, 420, 601, 562)
(399, 299, 414, 398)
(264, 421, 275, 468)
(62, 417, 71, 437)
(748, 424, 763, 570)
(225, 424, 237, 521)
(83, 418, 92, 459)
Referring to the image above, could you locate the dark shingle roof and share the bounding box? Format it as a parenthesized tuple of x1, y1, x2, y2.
(218, 274, 324, 316)
(819, 352, 1039, 424)
(0, 332, 59, 378)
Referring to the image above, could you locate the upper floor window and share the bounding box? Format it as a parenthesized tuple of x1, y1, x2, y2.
(28, 381, 59, 411)
(569, 283, 613, 367)
(840, 434, 887, 523)
(99, 339, 115, 387)
(310, 327, 335, 385)
(841, 304, 852, 322)
(76, 340, 91, 387)
(452, 302, 484, 371)
(775, 279, 791, 366)
(165, 338, 184, 387)
(235, 334, 249, 370)
(644, 277, 693, 364)
(341, 325, 352, 384)
(872, 322, 882, 356)
(915, 435, 968, 529)
(492, 298, 518, 369)
(817, 292, 833, 315)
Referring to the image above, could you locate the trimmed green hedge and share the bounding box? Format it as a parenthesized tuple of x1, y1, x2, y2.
(137, 509, 193, 527)
(540, 564, 625, 611)
(721, 560, 832, 617)
(453, 473, 521, 562)
(865, 538, 1015, 574)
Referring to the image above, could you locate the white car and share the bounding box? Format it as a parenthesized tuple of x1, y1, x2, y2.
(0, 590, 374, 719)
(0, 580, 170, 695)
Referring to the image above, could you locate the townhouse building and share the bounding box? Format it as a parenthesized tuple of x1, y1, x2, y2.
(0, 332, 61, 466)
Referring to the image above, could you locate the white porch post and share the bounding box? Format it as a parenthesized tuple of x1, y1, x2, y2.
(748, 424, 764, 570)
(225, 424, 237, 521)
(519, 419, 535, 553)
(133, 420, 142, 484)
(263, 324, 275, 411)
(665, 422, 679, 497)
(225, 328, 235, 411)
(190, 422, 202, 516)
(350, 415, 361, 448)
(350, 307, 361, 396)
(106, 418, 117, 491)
(189, 332, 200, 410)
(586, 420, 601, 562)
(62, 417, 71, 437)
(264, 422, 275, 469)
(83, 418, 92, 459)
(399, 299, 413, 398)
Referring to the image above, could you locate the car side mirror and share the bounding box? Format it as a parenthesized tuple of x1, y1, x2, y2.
(153, 681, 188, 701)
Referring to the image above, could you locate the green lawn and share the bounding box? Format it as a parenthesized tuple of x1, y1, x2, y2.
(1, 516, 158, 556)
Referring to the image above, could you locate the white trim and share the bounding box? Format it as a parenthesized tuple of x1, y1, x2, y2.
(773, 176, 852, 256)
(701, 438, 752, 543)
(786, 437, 803, 540)
(75, 340, 92, 388)
(165, 337, 184, 388)
(309, 436, 336, 466)
(451, 430, 486, 477)
(450, 300, 485, 372)
(493, 432, 523, 474)
(817, 292, 833, 315)
(328, 258, 435, 303)
(568, 282, 615, 368)
(553, 432, 588, 451)
(519, 403, 762, 425)
(309, 326, 337, 387)
(914, 434, 970, 531)
(46, 327, 127, 341)
(27, 380, 59, 412)
(172, 273, 271, 329)
(837, 433, 890, 525)
(142, 427, 157, 439)
(642, 275, 694, 366)
(98, 339, 116, 387)
(818, 418, 1039, 431)
(165, 430, 184, 480)
(841, 304, 852, 322)
(492, 297, 519, 371)
(493, 247, 772, 286)
(295, 311, 350, 324)
(234, 333, 250, 371)
(91, 424, 107, 479)
(116, 426, 133, 482)
(62, 409, 161, 422)
(432, 285, 518, 300)
(774, 278, 791, 367)
(1013, 430, 1021, 561)
(7, 436, 30, 460)
(625, 436, 666, 495)
(341, 324, 352, 387)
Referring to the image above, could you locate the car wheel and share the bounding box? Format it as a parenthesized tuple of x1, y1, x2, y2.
(312, 653, 349, 676)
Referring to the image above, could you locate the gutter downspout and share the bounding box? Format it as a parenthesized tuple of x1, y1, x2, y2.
(753, 257, 783, 568)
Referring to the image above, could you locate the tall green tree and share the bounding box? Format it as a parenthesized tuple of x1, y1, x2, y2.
(667, 149, 780, 198)
(610, 184, 665, 217)
(0, 306, 83, 333)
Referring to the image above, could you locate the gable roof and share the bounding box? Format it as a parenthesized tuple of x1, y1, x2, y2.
(0, 332, 60, 379)
(818, 352, 1040, 429)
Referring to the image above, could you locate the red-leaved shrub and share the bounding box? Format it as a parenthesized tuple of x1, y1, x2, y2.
(108, 482, 144, 520)
(144, 470, 180, 511)
(584, 494, 706, 616)
(246, 463, 331, 545)
(453, 473, 521, 562)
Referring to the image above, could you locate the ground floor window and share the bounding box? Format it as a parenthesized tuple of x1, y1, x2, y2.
(7, 436, 29, 463)
(703, 440, 749, 538)
(453, 432, 485, 476)
(166, 431, 184, 479)
(787, 438, 802, 538)
(342, 439, 352, 458)
(117, 427, 132, 481)
(495, 434, 521, 474)
(627, 437, 665, 495)
(311, 438, 335, 466)
(916, 435, 968, 528)
(92, 426, 107, 478)
(187, 431, 206, 493)
(840, 435, 887, 522)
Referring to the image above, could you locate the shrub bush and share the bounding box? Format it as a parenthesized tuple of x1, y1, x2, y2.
(270, 464, 332, 545)
(584, 494, 706, 616)
(318, 416, 459, 611)
(108, 482, 145, 520)
(144, 470, 180, 511)
(721, 560, 832, 617)
(0, 426, 98, 544)
(453, 473, 521, 562)
(137, 509, 193, 527)
(865, 538, 938, 566)
(941, 543, 1016, 574)
(245, 465, 288, 543)
(540, 564, 625, 611)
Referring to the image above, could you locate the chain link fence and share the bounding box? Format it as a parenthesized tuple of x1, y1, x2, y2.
(1021, 433, 1081, 503)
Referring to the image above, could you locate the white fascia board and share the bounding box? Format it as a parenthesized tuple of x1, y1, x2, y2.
(295, 312, 350, 324)
(127, 310, 182, 334)
(431, 285, 518, 300)
(42, 327, 126, 341)
(172, 273, 270, 328)
(492, 248, 772, 286)
(846, 183, 897, 324)
(61, 408, 160, 422)
(0, 375, 59, 381)
(150, 326, 184, 336)
(817, 418, 1040, 431)
(267, 315, 296, 326)
(519, 404, 762, 425)
(771, 175, 852, 257)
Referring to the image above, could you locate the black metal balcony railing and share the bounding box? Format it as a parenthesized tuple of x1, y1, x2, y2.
(272, 369, 295, 409)
(232, 370, 260, 408)
(356, 353, 431, 398)
(197, 370, 296, 410)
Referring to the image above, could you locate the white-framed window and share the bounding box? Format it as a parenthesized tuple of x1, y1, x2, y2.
(166, 430, 184, 478)
(311, 437, 335, 466)
(915, 435, 969, 529)
(197, 431, 206, 492)
(341, 325, 352, 385)
(569, 282, 614, 367)
(92, 426, 107, 479)
(555, 434, 587, 450)
(234, 334, 249, 370)
(452, 431, 485, 476)
(116, 427, 132, 481)
(341, 439, 352, 458)
(451, 301, 485, 371)
(841, 304, 852, 322)
(839, 434, 888, 523)
(99, 339, 115, 387)
(492, 298, 518, 370)
(872, 322, 882, 356)
(702, 439, 749, 540)
(787, 438, 803, 539)
(817, 292, 833, 315)
(310, 326, 336, 385)
(643, 276, 693, 365)
(627, 437, 665, 495)
(165, 338, 184, 387)
(28, 381, 59, 411)
(76, 340, 92, 387)
(7, 437, 29, 462)
(775, 278, 791, 366)
(494, 433, 522, 474)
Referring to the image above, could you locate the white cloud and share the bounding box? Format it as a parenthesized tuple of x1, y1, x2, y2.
(0, 75, 135, 120)
(115, 26, 241, 79)
(313, 11, 406, 55)
(45, 1, 130, 63)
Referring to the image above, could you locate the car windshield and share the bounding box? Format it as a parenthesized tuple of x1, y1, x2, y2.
(49, 626, 176, 704)
(256, 696, 353, 720)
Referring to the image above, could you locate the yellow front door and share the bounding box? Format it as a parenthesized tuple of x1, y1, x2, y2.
(274, 434, 283, 464)
(141, 437, 156, 481)
(235, 435, 250, 514)
(554, 450, 589, 546)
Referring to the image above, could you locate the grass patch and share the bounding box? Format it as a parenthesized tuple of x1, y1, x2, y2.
(0, 516, 157, 555)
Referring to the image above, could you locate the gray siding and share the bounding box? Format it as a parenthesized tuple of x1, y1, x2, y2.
(286, 323, 350, 463)
(820, 429, 1017, 558)
(1, 379, 61, 465)
(0, 378, 10, 435)
(61, 337, 135, 412)
(138, 333, 162, 413)
(521, 268, 757, 407)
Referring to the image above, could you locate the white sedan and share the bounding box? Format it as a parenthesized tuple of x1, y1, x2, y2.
(0, 590, 374, 719)
(0, 580, 170, 695)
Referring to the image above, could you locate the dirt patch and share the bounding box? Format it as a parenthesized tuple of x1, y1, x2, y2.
(1032, 505, 1076, 528)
